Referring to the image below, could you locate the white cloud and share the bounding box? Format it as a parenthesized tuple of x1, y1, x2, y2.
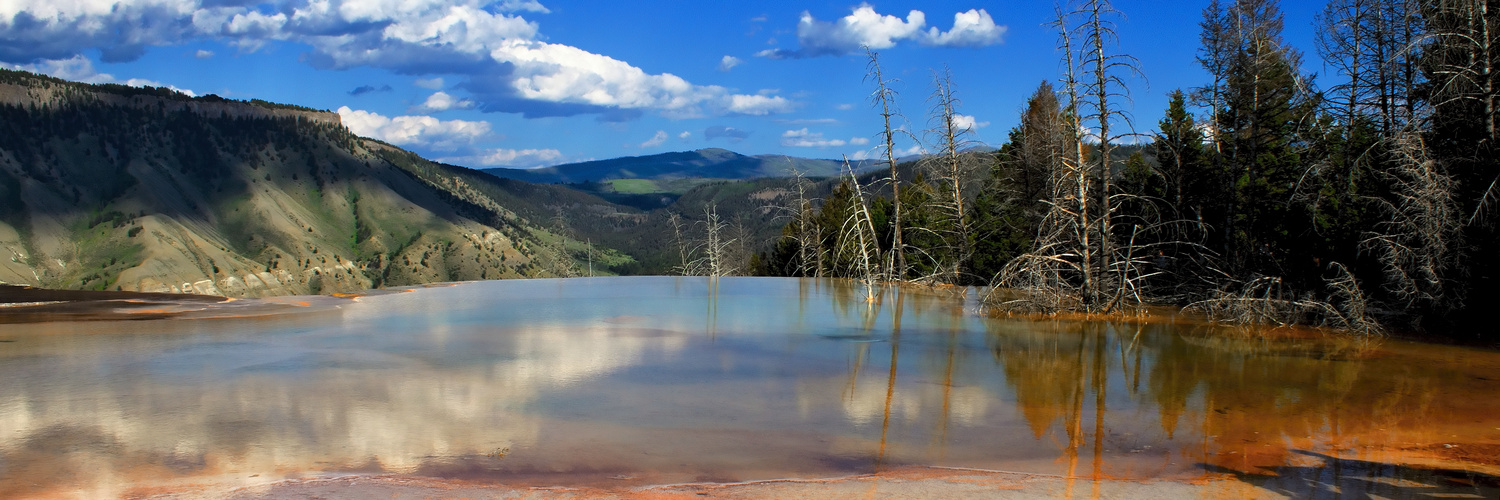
(491, 39, 793, 118)
(640, 130, 669, 148)
(718, 55, 741, 72)
(776, 118, 840, 125)
(437, 148, 563, 168)
(412, 91, 476, 112)
(2, 55, 114, 84)
(923, 9, 1005, 47)
(950, 114, 989, 131)
(678, 131, 691, 140)
(1, 0, 788, 120)
(194, 49, 213, 59)
(705, 126, 750, 142)
(782, 128, 867, 148)
(0, 55, 195, 95)
(337, 106, 491, 150)
(415, 77, 445, 90)
(757, 4, 1004, 59)
(790, 4, 924, 57)
(836, 103, 854, 111)
(725, 93, 795, 115)
(496, 0, 550, 13)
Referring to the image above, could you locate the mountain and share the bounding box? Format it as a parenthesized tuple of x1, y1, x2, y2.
(482, 148, 883, 184)
(0, 69, 624, 297)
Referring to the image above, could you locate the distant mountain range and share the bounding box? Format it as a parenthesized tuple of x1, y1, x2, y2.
(482, 148, 884, 184)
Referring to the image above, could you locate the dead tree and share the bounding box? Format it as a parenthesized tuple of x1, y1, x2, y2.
(1427, 0, 1498, 144)
(922, 67, 982, 283)
(987, 0, 1148, 315)
(866, 48, 909, 280)
(698, 204, 736, 278)
(839, 157, 885, 302)
(1421, 0, 1500, 220)
(1362, 130, 1461, 310)
(784, 166, 824, 277)
(669, 212, 701, 276)
(1184, 262, 1383, 336)
(1317, 0, 1380, 130)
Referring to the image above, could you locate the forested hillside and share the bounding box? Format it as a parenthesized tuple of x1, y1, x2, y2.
(744, 0, 1500, 337)
(0, 69, 623, 296)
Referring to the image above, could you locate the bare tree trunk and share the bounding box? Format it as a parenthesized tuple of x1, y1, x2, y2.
(843, 157, 884, 301)
(700, 204, 735, 278)
(928, 67, 976, 282)
(669, 212, 690, 276)
(1056, 10, 1096, 304)
(1088, 0, 1116, 308)
(867, 48, 907, 281)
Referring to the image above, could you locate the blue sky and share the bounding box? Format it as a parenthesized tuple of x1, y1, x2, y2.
(0, 1, 1326, 169)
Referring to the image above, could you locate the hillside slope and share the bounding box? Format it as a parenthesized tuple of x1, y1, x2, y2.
(482, 148, 882, 184)
(0, 69, 622, 297)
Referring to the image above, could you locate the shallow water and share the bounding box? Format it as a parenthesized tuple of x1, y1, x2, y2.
(1, 277, 1498, 498)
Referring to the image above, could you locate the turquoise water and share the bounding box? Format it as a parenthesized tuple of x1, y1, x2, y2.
(1, 277, 1497, 498)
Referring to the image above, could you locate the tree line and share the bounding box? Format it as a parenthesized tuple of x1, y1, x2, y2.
(751, 0, 1500, 338)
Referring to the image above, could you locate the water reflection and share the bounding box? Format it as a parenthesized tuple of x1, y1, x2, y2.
(0, 277, 1497, 499)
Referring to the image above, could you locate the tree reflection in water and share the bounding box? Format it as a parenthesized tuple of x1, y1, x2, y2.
(0, 277, 1496, 499)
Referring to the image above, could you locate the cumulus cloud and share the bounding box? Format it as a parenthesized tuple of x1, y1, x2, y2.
(437, 148, 563, 168)
(924, 9, 1006, 47)
(950, 114, 989, 130)
(678, 131, 691, 141)
(0, 55, 195, 95)
(705, 126, 751, 142)
(496, 0, 550, 13)
(0, 0, 203, 62)
(194, 49, 213, 59)
(415, 77, 445, 89)
(757, 3, 1004, 59)
(718, 55, 741, 72)
(412, 91, 476, 112)
(0, 0, 790, 120)
(479, 39, 794, 119)
(640, 130, 668, 148)
(337, 106, 491, 150)
(349, 84, 393, 96)
(782, 128, 865, 148)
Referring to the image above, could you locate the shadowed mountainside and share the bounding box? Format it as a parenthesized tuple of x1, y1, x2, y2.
(0, 69, 626, 297)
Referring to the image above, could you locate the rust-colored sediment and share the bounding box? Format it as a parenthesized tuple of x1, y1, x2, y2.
(135, 466, 1266, 500)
